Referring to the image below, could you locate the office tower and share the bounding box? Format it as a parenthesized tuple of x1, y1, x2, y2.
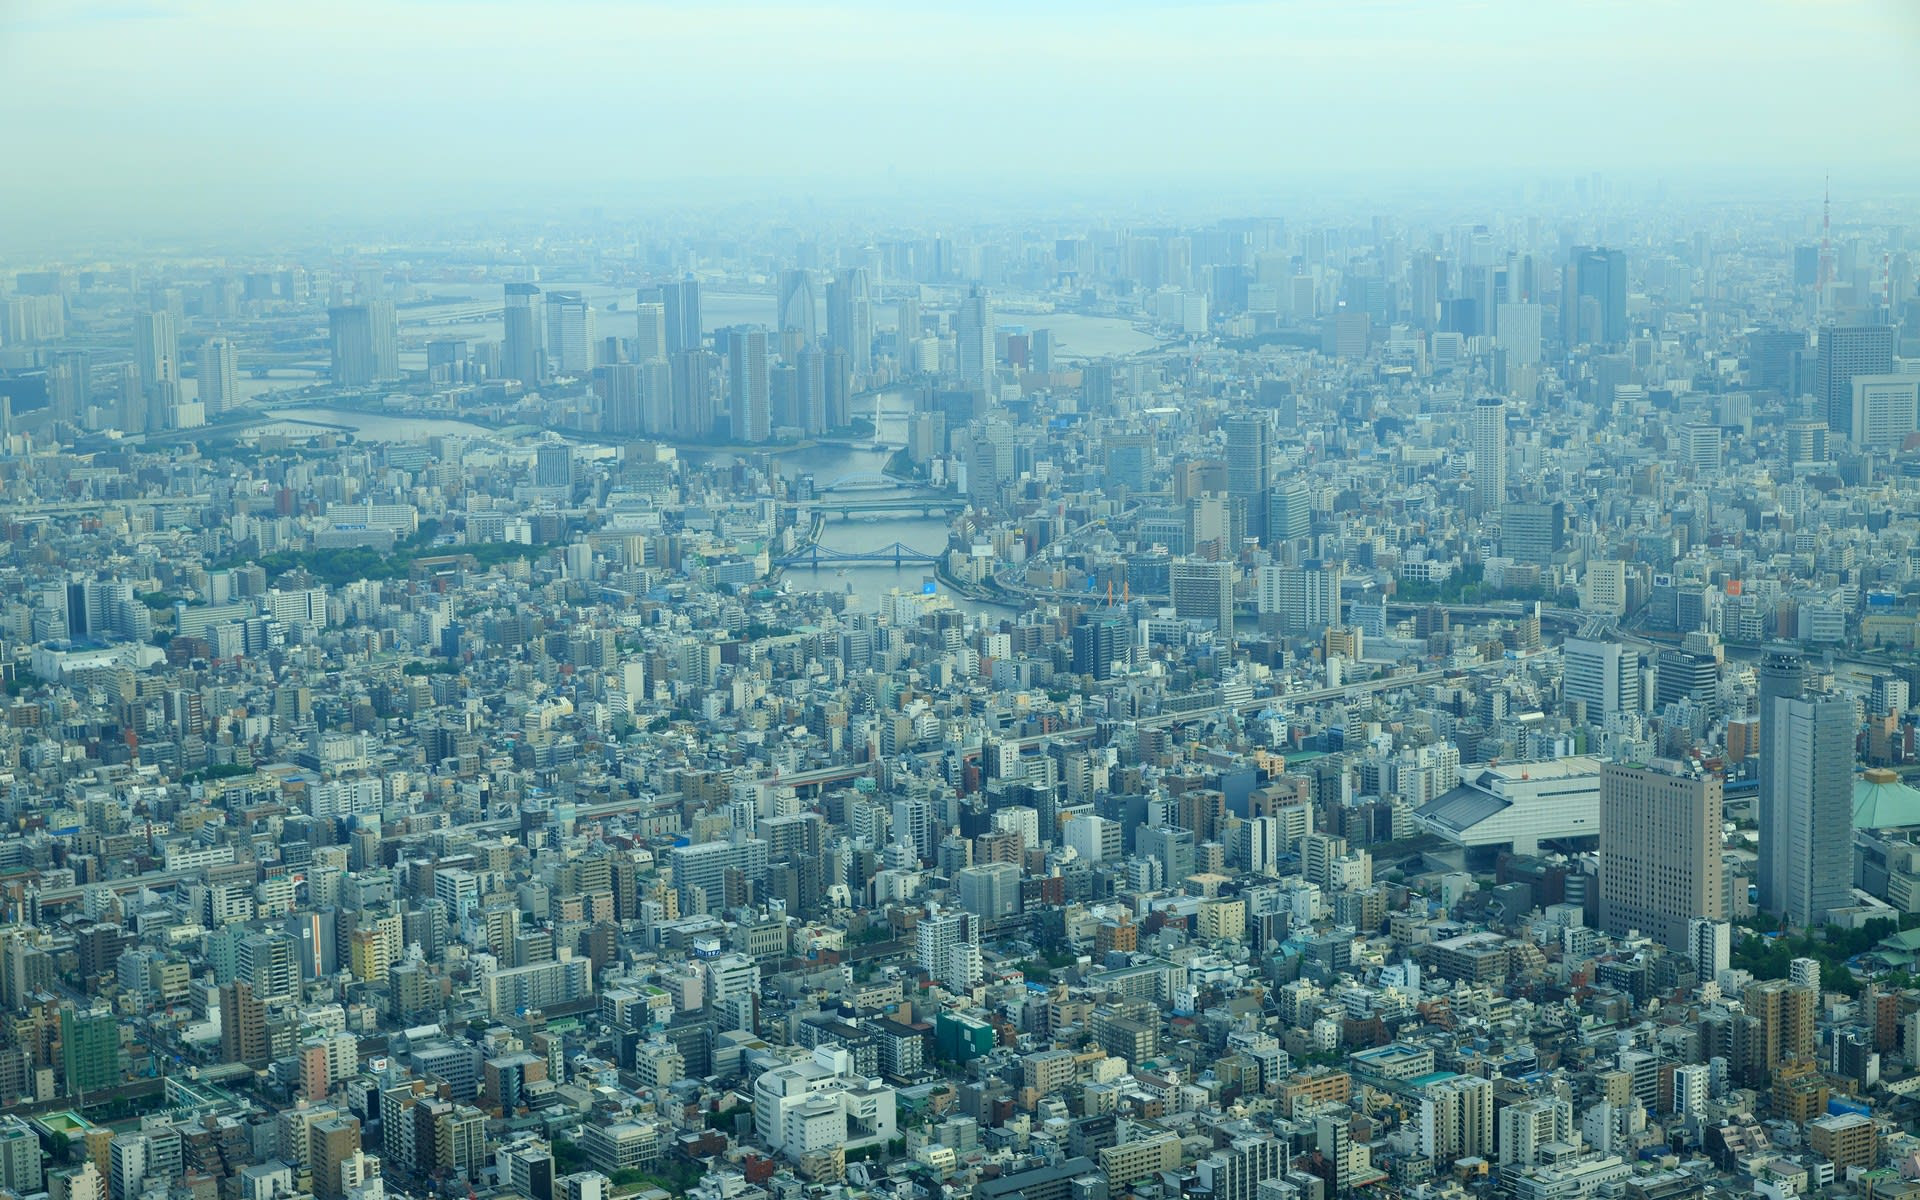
(776, 269, 816, 356)
(633, 299, 667, 362)
(503, 283, 542, 383)
(1848, 373, 1919, 449)
(1562, 638, 1641, 722)
(1819, 325, 1894, 441)
(1748, 328, 1809, 395)
(1257, 562, 1341, 635)
(198, 337, 238, 416)
(1266, 476, 1310, 549)
(328, 305, 377, 386)
(60, 1006, 120, 1098)
(1171, 558, 1234, 632)
(534, 444, 573, 490)
(1225, 413, 1271, 544)
(726, 327, 771, 443)
(1472, 396, 1506, 514)
(133, 310, 178, 391)
(897, 293, 922, 359)
(1071, 618, 1125, 681)
(1030, 327, 1053, 373)
(1773, 693, 1855, 928)
(795, 348, 829, 435)
(1599, 762, 1725, 950)
(544, 291, 596, 376)
(1500, 500, 1565, 565)
(1756, 649, 1806, 915)
(954, 862, 1021, 920)
(1139, 824, 1195, 886)
(659, 279, 702, 355)
(1495, 301, 1543, 366)
(1563, 246, 1628, 346)
(956, 285, 994, 390)
(827, 266, 873, 372)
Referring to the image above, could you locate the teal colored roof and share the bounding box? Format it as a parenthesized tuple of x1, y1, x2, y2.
(1853, 769, 1920, 830)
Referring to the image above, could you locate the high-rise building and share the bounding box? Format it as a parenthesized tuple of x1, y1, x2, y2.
(311, 1116, 361, 1200)
(670, 348, 718, 438)
(726, 327, 770, 443)
(133, 310, 178, 392)
(1498, 1097, 1573, 1167)
(1772, 692, 1855, 927)
(1266, 476, 1311, 548)
(503, 283, 542, 384)
(60, 1005, 120, 1098)
(367, 299, 397, 380)
(1225, 413, 1271, 544)
(954, 862, 1021, 920)
(544, 291, 596, 376)
(1562, 638, 1641, 722)
(218, 981, 269, 1068)
(1071, 618, 1125, 681)
(776, 269, 817, 355)
(827, 267, 872, 373)
(915, 907, 981, 993)
(1417, 1074, 1493, 1166)
(1757, 648, 1806, 915)
(1563, 246, 1628, 346)
(1848, 373, 1920, 449)
(236, 931, 299, 1004)
(658, 279, 703, 356)
(1820, 325, 1894, 442)
(1690, 917, 1731, 984)
(1500, 500, 1565, 564)
(1473, 396, 1507, 514)
(1171, 558, 1234, 632)
(197, 337, 238, 416)
(633, 299, 667, 362)
(1599, 761, 1725, 950)
(956, 285, 994, 390)
(328, 305, 376, 386)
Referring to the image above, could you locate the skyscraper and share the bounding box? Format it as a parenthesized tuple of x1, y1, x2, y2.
(367, 298, 398, 380)
(328, 305, 376, 386)
(197, 337, 238, 416)
(1225, 413, 1272, 545)
(726, 327, 771, 443)
(956, 285, 993, 390)
(502, 283, 542, 384)
(1756, 648, 1806, 916)
(1599, 761, 1725, 950)
(133, 310, 178, 392)
(1773, 692, 1855, 928)
(776, 269, 816, 356)
(633, 299, 667, 363)
(1849, 374, 1920, 449)
(1563, 246, 1627, 346)
(1071, 618, 1125, 680)
(659, 279, 703, 356)
(827, 267, 872, 373)
(544, 291, 596, 376)
(1472, 396, 1506, 514)
(1821, 325, 1896, 441)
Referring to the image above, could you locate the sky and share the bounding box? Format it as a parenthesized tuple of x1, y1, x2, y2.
(1, 0, 1917, 244)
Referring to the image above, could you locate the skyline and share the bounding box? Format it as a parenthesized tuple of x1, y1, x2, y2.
(2, 0, 1919, 245)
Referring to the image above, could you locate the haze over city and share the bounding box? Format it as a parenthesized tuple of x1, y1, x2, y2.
(5, 8, 1920, 1200)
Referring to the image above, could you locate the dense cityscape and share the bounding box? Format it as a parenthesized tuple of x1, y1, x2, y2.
(4, 8, 1920, 1200)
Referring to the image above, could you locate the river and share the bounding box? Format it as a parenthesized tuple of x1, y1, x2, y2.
(255, 399, 1015, 618)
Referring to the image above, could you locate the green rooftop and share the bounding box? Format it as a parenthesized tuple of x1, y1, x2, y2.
(1854, 768, 1920, 830)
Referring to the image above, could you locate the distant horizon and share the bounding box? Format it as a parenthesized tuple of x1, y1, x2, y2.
(3, 0, 1917, 255)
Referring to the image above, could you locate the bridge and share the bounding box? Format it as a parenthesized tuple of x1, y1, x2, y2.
(813, 472, 945, 495)
(775, 541, 942, 567)
(786, 496, 970, 519)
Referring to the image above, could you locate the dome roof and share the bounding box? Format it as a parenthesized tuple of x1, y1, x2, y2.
(1852, 767, 1920, 830)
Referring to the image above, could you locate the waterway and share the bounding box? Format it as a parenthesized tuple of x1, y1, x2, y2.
(253, 399, 1016, 618)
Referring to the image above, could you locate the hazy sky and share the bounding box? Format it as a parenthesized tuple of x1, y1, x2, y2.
(3, 0, 1917, 243)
